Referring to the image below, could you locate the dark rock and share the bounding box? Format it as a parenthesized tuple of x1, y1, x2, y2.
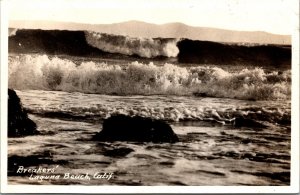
(93, 114, 179, 143)
(234, 117, 267, 128)
(8, 89, 38, 137)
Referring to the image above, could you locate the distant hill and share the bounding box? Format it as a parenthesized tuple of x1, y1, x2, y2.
(9, 20, 291, 45)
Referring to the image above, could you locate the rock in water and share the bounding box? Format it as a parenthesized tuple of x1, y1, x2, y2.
(234, 117, 267, 128)
(8, 89, 38, 137)
(94, 114, 179, 143)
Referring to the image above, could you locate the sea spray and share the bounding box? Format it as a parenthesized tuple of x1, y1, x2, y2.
(9, 28, 18, 37)
(9, 54, 291, 100)
(85, 32, 179, 58)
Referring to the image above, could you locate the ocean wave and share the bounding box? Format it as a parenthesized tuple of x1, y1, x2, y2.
(9, 54, 291, 100)
(9, 28, 18, 37)
(85, 31, 179, 58)
(9, 29, 291, 66)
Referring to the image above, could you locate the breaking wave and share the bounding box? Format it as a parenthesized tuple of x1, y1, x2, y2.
(9, 54, 291, 100)
(9, 29, 291, 66)
(9, 28, 18, 37)
(85, 31, 179, 58)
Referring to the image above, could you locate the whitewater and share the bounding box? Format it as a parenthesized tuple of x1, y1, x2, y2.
(9, 54, 290, 100)
(85, 32, 179, 58)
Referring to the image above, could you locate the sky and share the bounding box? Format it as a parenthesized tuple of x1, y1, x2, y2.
(7, 0, 299, 35)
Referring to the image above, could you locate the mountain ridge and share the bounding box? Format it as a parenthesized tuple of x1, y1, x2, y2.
(9, 20, 291, 45)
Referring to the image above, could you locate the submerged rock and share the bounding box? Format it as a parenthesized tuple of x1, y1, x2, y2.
(8, 89, 38, 137)
(234, 117, 268, 128)
(94, 114, 179, 143)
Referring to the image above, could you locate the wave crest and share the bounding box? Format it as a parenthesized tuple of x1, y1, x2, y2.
(9, 28, 18, 37)
(85, 31, 179, 58)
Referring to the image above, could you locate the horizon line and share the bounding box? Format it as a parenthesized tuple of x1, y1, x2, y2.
(8, 19, 292, 37)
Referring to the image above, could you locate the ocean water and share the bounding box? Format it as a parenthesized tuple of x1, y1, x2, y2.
(7, 54, 291, 185)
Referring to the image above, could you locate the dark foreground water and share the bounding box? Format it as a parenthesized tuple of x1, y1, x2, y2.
(7, 90, 290, 185)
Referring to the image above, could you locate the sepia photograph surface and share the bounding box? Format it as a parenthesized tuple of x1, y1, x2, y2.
(1, 0, 299, 193)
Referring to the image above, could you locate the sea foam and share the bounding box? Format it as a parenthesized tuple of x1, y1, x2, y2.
(85, 31, 179, 58)
(9, 54, 291, 101)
